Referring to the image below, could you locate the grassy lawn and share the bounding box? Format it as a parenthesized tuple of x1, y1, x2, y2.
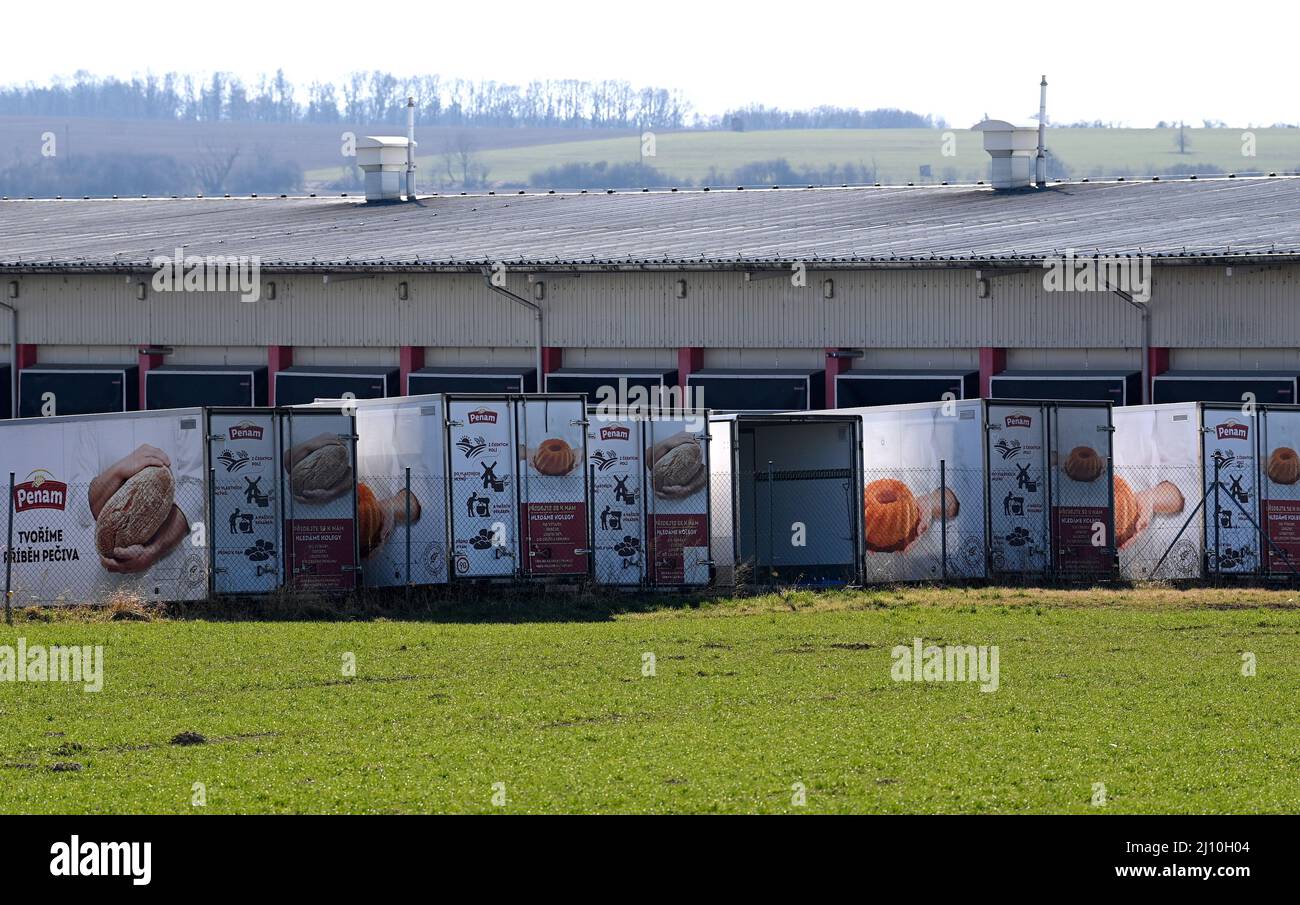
(304, 127, 1300, 188)
(2, 586, 1298, 814)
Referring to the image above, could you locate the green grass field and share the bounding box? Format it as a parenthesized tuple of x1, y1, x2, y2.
(306, 127, 1300, 189)
(2, 587, 1298, 814)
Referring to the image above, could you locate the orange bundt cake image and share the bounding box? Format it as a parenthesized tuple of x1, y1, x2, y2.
(1266, 447, 1300, 485)
(1062, 445, 1104, 482)
(1113, 476, 1138, 546)
(864, 479, 960, 553)
(531, 438, 577, 476)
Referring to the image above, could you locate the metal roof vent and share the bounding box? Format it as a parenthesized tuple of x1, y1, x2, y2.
(972, 119, 1040, 190)
(357, 135, 411, 203)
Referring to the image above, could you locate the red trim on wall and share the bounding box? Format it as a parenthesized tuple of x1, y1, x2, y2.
(16, 344, 37, 369)
(267, 346, 293, 406)
(824, 348, 854, 408)
(137, 350, 165, 410)
(399, 346, 425, 396)
(677, 346, 704, 390)
(1147, 347, 1170, 404)
(540, 347, 564, 385)
(978, 347, 1007, 398)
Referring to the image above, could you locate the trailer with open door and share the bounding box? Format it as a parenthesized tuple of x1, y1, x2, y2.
(708, 413, 862, 586)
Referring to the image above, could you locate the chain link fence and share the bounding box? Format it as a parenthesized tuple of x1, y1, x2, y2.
(4, 476, 209, 609)
(862, 465, 989, 583)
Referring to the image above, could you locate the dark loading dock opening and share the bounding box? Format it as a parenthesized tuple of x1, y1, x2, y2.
(19, 364, 139, 418)
(837, 369, 979, 407)
(408, 367, 537, 395)
(273, 366, 399, 406)
(0, 365, 9, 419)
(545, 368, 678, 403)
(1153, 370, 1297, 405)
(146, 365, 268, 409)
(689, 369, 825, 412)
(991, 370, 1142, 406)
(734, 417, 860, 585)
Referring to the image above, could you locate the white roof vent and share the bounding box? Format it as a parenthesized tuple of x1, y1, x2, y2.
(356, 136, 410, 202)
(972, 119, 1040, 190)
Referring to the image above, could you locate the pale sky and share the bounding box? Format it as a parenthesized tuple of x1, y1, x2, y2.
(4, 0, 1297, 127)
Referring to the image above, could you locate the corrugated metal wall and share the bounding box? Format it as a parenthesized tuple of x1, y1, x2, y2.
(1, 264, 1294, 352)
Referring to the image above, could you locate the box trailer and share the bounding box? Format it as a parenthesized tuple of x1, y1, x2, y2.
(207, 408, 283, 595)
(20, 363, 139, 417)
(408, 367, 537, 395)
(1152, 370, 1297, 406)
(709, 413, 862, 586)
(1112, 402, 1300, 578)
(276, 406, 360, 592)
(298, 395, 449, 587)
(689, 368, 825, 412)
(445, 394, 589, 580)
(274, 365, 399, 407)
(836, 369, 979, 408)
(991, 370, 1142, 406)
(818, 399, 1115, 582)
(147, 365, 268, 410)
(586, 407, 711, 588)
(547, 368, 678, 403)
(2, 407, 210, 604)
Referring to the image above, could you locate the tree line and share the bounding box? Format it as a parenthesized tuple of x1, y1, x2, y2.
(0, 70, 943, 132)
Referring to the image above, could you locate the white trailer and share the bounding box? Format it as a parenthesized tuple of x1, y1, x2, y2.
(816, 399, 1115, 582)
(708, 413, 863, 586)
(1113, 402, 1300, 578)
(586, 407, 711, 588)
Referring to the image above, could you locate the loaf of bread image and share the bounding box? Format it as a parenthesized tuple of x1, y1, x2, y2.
(284, 434, 352, 504)
(358, 484, 422, 559)
(94, 465, 175, 558)
(530, 438, 577, 476)
(1267, 447, 1300, 485)
(1115, 477, 1185, 549)
(646, 432, 706, 500)
(864, 478, 960, 553)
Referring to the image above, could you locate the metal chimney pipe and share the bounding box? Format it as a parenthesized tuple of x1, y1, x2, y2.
(406, 96, 416, 200)
(1035, 75, 1048, 187)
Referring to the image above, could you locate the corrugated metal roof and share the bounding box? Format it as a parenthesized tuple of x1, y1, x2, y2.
(3, 176, 1300, 271)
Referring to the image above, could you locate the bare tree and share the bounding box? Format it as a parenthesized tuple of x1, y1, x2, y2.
(194, 143, 240, 193)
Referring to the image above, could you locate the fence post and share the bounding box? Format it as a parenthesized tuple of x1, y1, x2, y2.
(1213, 456, 1222, 577)
(208, 466, 217, 599)
(5, 472, 13, 625)
(404, 466, 412, 603)
(940, 460, 948, 581)
(766, 460, 774, 579)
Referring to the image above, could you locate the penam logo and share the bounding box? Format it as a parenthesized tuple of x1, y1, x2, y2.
(599, 425, 630, 441)
(228, 421, 265, 441)
(1216, 421, 1249, 441)
(467, 408, 498, 425)
(1004, 413, 1033, 429)
(14, 469, 68, 512)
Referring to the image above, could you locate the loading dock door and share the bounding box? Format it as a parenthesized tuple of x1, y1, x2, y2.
(1154, 373, 1296, 406)
(837, 371, 977, 408)
(274, 367, 398, 407)
(148, 366, 267, 409)
(19, 365, 139, 418)
(408, 367, 537, 395)
(688, 370, 824, 412)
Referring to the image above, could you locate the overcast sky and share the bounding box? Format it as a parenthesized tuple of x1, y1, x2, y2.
(6, 0, 1297, 127)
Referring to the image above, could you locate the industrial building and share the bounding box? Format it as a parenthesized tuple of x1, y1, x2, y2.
(3, 165, 1300, 419)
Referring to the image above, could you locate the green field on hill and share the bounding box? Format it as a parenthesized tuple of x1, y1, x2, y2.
(306, 127, 1300, 189)
(2, 586, 1297, 814)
